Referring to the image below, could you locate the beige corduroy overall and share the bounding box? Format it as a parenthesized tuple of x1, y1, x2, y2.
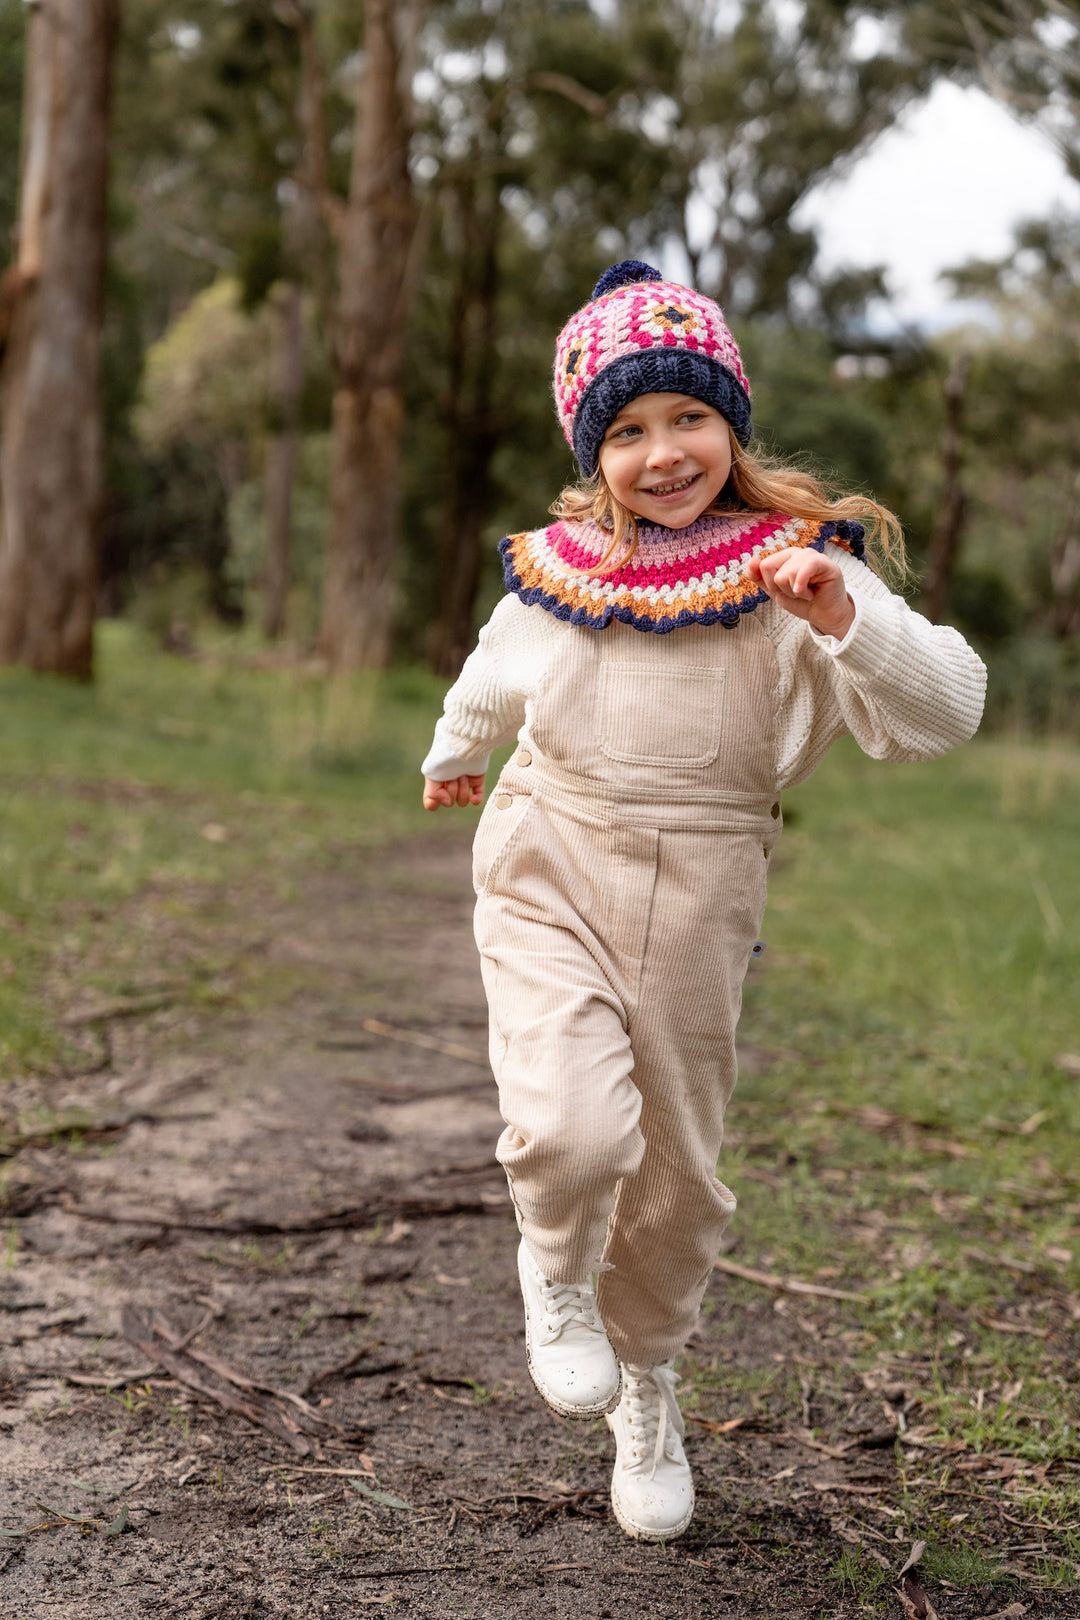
(473, 611, 782, 1367)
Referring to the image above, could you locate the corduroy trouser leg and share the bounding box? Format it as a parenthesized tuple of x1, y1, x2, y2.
(474, 795, 768, 1368)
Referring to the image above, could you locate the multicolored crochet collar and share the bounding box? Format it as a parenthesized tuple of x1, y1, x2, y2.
(500, 511, 866, 634)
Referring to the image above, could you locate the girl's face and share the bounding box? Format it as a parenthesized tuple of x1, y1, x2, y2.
(597, 393, 733, 528)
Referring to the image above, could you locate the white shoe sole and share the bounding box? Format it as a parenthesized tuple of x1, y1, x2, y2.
(524, 1330, 623, 1421)
(609, 1482, 695, 1541)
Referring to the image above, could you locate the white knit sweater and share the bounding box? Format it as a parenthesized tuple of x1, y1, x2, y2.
(421, 545, 987, 786)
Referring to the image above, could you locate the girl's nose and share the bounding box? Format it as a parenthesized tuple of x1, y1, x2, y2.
(645, 435, 683, 469)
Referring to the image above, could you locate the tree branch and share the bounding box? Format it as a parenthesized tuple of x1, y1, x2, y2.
(526, 71, 608, 120)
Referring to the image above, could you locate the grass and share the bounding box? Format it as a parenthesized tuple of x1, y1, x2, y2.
(711, 735, 1080, 1593)
(1, 621, 1078, 1593)
(0, 620, 459, 1073)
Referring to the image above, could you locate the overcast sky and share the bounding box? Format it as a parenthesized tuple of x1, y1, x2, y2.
(796, 79, 1080, 330)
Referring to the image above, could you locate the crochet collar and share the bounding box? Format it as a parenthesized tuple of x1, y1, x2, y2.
(500, 510, 866, 634)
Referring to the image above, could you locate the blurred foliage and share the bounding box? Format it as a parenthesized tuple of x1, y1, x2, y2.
(896, 1, 1080, 180)
(1, 0, 1076, 722)
(136, 278, 268, 456)
(941, 214, 1080, 653)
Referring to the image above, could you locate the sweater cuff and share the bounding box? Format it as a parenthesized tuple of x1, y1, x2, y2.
(420, 735, 493, 781)
(807, 591, 898, 679)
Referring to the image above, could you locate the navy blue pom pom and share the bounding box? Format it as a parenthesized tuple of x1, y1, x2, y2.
(591, 260, 663, 300)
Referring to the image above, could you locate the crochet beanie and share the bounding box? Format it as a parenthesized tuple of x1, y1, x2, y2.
(553, 259, 752, 479)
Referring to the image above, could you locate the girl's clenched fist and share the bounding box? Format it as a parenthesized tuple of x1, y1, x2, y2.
(746, 546, 855, 640)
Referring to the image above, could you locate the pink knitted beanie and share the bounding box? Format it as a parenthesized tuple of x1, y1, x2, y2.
(553, 260, 752, 477)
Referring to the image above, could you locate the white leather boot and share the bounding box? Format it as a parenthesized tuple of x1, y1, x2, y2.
(517, 1239, 621, 1419)
(606, 1361, 694, 1539)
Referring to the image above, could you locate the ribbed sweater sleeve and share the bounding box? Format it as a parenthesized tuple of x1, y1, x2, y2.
(420, 593, 531, 780)
(774, 546, 987, 787)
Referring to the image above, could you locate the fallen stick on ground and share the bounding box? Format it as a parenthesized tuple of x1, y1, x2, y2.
(121, 1306, 358, 1457)
(425, 1156, 502, 1180)
(978, 1314, 1048, 1338)
(333, 1565, 476, 1580)
(179, 1335, 340, 1421)
(688, 1414, 757, 1435)
(713, 1255, 865, 1303)
(65, 1191, 504, 1235)
(60, 995, 177, 1025)
(0, 1109, 212, 1157)
(303, 1346, 404, 1396)
(326, 1018, 488, 1066)
(255, 1463, 377, 1478)
(363, 1017, 489, 1064)
(334, 1074, 494, 1104)
(787, 1426, 859, 1459)
(58, 1368, 158, 1390)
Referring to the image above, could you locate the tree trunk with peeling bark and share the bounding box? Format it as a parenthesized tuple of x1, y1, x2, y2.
(0, 0, 119, 678)
(319, 0, 422, 671)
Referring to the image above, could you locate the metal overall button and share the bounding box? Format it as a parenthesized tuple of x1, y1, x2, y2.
(517, 749, 533, 766)
(495, 793, 513, 809)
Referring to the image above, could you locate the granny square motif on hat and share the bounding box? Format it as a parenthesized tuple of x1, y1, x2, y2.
(500, 511, 866, 635)
(553, 262, 752, 477)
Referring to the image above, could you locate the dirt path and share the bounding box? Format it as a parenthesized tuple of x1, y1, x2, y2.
(0, 832, 1071, 1619)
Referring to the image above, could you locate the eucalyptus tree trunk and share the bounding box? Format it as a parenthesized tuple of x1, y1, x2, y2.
(319, 0, 423, 670)
(426, 167, 501, 679)
(920, 351, 970, 625)
(1049, 473, 1080, 641)
(0, 0, 120, 678)
(260, 0, 336, 642)
(262, 279, 303, 641)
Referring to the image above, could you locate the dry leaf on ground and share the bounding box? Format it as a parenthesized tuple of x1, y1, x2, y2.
(896, 1574, 941, 1620)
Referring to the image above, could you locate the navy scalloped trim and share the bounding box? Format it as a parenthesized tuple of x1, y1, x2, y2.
(819, 518, 867, 561)
(499, 519, 867, 634)
(590, 260, 663, 300)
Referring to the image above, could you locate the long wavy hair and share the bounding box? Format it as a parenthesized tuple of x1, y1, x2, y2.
(550, 427, 906, 582)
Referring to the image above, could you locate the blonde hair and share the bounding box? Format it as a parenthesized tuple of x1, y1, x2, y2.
(550, 428, 906, 583)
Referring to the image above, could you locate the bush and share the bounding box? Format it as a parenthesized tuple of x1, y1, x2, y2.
(981, 632, 1080, 735)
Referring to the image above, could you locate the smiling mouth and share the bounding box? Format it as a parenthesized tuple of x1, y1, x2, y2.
(639, 472, 699, 497)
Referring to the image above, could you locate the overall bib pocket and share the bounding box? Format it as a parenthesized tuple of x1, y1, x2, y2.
(599, 662, 726, 768)
(471, 790, 536, 895)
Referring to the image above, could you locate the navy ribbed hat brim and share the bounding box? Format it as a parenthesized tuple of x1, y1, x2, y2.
(571, 349, 752, 478)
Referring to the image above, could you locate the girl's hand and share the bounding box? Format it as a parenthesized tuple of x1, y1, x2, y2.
(746, 547, 855, 640)
(423, 774, 486, 811)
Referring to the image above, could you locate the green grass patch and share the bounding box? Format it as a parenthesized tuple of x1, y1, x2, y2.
(711, 733, 1080, 1592)
(831, 1547, 893, 1604)
(0, 621, 469, 1073)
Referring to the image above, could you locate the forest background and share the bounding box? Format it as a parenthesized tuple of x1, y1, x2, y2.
(0, 0, 1078, 717)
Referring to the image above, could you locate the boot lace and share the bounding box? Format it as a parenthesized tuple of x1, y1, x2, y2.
(620, 1363, 685, 1478)
(536, 1276, 602, 1344)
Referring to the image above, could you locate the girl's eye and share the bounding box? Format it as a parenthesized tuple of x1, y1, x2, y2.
(678, 411, 705, 425)
(609, 424, 640, 441)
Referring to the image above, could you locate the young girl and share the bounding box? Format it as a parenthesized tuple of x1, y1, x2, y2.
(420, 261, 986, 1542)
